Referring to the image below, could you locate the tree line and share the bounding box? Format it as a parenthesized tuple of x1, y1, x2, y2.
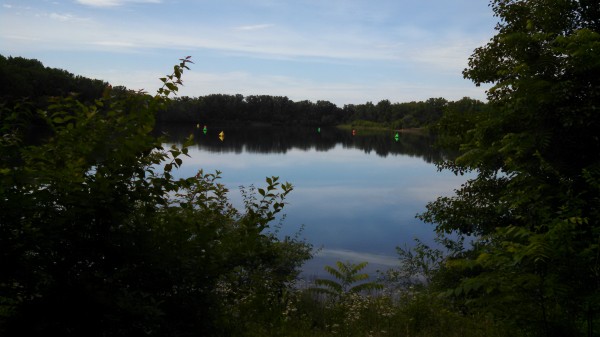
(0, 54, 107, 104)
(0, 53, 486, 130)
(161, 93, 486, 129)
(414, 0, 600, 336)
(2, 0, 598, 333)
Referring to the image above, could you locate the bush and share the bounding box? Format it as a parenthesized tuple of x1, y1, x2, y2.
(0, 58, 311, 336)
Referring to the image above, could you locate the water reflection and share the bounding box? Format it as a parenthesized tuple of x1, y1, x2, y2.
(155, 123, 455, 163)
(158, 123, 467, 278)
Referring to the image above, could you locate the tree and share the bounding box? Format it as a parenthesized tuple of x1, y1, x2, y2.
(433, 97, 488, 152)
(421, 1, 600, 336)
(0, 57, 311, 336)
(310, 261, 383, 299)
(0, 54, 106, 103)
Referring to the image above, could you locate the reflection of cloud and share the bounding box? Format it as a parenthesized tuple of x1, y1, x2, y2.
(159, 135, 473, 281)
(317, 248, 398, 267)
(170, 145, 470, 215)
(404, 181, 469, 203)
(179, 144, 425, 170)
(289, 186, 408, 216)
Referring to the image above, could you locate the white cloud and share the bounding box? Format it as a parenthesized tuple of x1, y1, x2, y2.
(92, 40, 138, 48)
(233, 23, 274, 31)
(75, 0, 121, 7)
(49, 12, 90, 22)
(0, 0, 494, 105)
(75, 0, 161, 7)
(2, 3, 32, 10)
(3, 2, 482, 70)
(177, 71, 487, 105)
(74, 67, 486, 107)
(1, 2, 487, 76)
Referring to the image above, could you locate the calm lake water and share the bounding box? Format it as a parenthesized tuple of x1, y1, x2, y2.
(159, 124, 469, 278)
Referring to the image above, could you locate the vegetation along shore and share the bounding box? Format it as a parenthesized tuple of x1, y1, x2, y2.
(1, 0, 599, 335)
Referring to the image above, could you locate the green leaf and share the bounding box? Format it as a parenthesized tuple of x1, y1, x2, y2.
(165, 82, 177, 91)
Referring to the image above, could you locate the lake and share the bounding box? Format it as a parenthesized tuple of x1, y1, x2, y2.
(158, 124, 469, 278)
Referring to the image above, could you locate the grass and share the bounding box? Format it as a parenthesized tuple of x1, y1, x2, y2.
(261, 287, 516, 337)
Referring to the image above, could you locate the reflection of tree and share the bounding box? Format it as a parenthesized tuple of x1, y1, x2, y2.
(155, 124, 454, 163)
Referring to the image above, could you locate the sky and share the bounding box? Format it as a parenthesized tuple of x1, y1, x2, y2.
(1, 0, 497, 106)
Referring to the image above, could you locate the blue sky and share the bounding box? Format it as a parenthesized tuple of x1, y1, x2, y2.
(1, 0, 496, 106)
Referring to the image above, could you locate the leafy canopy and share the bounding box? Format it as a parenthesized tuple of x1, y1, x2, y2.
(0, 57, 311, 337)
(310, 261, 383, 298)
(423, 1, 600, 336)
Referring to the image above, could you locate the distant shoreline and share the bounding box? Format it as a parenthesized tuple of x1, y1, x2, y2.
(394, 127, 428, 134)
(337, 124, 429, 134)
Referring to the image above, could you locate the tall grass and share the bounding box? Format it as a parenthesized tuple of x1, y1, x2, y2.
(269, 286, 515, 337)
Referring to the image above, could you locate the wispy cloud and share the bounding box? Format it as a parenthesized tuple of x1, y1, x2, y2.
(2, 3, 32, 10)
(177, 71, 488, 105)
(91, 40, 138, 48)
(49, 12, 90, 22)
(0, 0, 495, 105)
(75, 0, 161, 8)
(233, 23, 274, 31)
(1, 3, 483, 73)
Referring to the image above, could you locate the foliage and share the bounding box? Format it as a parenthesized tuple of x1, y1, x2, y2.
(0, 57, 311, 336)
(381, 234, 466, 293)
(423, 1, 600, 336)
(433, 97, 488, 151)
(280, 274, 515, 337)
(0, 54, 107, 104)
(1, 54, 482, 131)
(161, 93, 464, 129)
(346, 119, 389, 130)
(309, 261, 383, 299)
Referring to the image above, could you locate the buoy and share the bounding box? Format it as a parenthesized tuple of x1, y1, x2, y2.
(196, 123, 200, 128)
(352, 129, 356, 136)
(219, 131, 224, 137)
(394, 132, 399, 142)
(203, 125, 207, 134)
